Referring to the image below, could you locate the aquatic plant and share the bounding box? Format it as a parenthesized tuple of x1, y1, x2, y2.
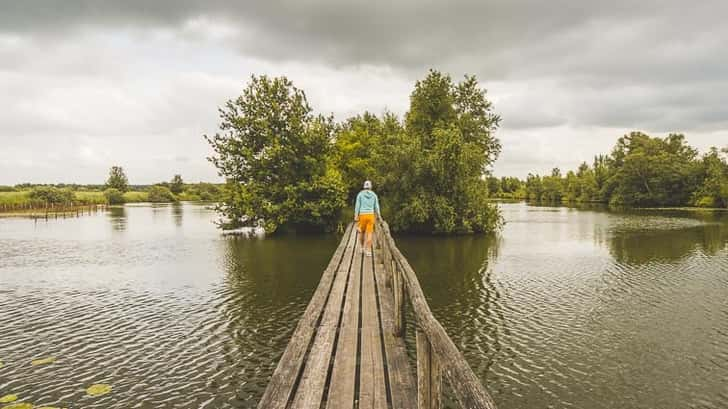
(85, 384, 112, 397)
(0, 394, 18, 403)
(31, 357, 56, 366)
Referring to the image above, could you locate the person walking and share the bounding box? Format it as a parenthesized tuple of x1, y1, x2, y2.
(354, 180, 381, 256)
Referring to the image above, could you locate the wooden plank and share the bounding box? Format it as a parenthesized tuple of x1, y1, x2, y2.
(325, 236, 364, 409)
(374, 250, 417, 409)
(358, 252, 388, 409)
(288, 228, 359, 409)
(258, 224, 355, 409)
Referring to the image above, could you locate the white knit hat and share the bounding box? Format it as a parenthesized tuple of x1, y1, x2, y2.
(363, 180, 372, 189)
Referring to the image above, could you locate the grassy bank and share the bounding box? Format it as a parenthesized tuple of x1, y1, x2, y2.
(0, 190, 150, 211)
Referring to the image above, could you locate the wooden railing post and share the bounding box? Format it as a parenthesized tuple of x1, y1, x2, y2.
(392, 263, 404, 337)
(417, 329, 442, 409)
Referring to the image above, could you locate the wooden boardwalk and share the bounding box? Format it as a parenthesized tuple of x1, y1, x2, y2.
(258, 222, 497, 409)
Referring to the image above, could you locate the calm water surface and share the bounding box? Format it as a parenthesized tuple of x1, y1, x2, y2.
(1, 203, 727, 408)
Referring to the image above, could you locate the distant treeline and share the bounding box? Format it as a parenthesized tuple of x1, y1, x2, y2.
(489, 132, 728, 208)
(0, 168, 223, 211)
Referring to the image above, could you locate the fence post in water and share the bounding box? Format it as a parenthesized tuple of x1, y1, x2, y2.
(417, 329, 442, 409)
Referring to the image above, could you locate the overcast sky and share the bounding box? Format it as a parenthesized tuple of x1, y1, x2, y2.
(1, 1, 726, 185)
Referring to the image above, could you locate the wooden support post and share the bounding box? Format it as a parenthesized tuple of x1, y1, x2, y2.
(393, 264, 404, 337)
(417, 329, 442, 409)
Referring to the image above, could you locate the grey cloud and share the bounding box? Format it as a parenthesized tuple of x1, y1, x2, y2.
(1, 0, 727, 182)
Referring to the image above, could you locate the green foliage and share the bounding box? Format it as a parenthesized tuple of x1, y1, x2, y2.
(522, 133, 727, 209)
(28, 186, 74, 205)
(106, 166, 129, 193)
(179, 182, 222, 201)
(691, 147, 728, 208)
(0, 191, 31, 206)
(103, 188, 125, 204)
(147, 185, 177, 203)
(205, 71, 503, 234)
(605, 132, 701, 206)
(86, 383, 112, 397)
(170, 174, 184, 194)
(206, 75, 345, 233)
(383, 70, 502, 233)
(31, 357, 56, 366)
(74, 191, 107, 205)
(123, 191, 148, 202)
(0, 394, 18, 403)
(333, 112, 393, 202)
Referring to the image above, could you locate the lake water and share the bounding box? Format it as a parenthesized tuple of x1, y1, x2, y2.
(1, 203, 726, 408)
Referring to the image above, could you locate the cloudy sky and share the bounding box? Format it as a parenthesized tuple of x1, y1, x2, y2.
(1, 1, 726, 185)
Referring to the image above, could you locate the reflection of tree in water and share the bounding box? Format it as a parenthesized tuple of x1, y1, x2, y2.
(171, 203, 183, 227)
(215, 234, 340, 403)
(608, 214, 728, 264)
(107, 206, 127, 231)
(396, 234, 507, 383)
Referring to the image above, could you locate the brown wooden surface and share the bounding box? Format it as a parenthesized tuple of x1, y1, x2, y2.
(259, 223, 418, 409)
(325, 236, 363, 409)
(257, 224, 354, 409)
(259, 220, 496, 409)
(289, 228, 358, 409)
(359, 250, 388, 408)
(374, 249, 417, 409)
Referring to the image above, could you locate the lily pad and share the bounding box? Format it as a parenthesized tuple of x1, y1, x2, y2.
(0, 394, 18, 403)
(31, 357, 56, 366)
(0, 359, 4, 368)
(85, 383, 112, 397)
(3, 404, 33, 409)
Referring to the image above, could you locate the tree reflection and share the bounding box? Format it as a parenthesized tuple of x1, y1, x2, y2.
(107, 206, 127, 231)
(395, 233, 506, 375)
(608, 213, 728, 264)
(171, 202, 184, 227)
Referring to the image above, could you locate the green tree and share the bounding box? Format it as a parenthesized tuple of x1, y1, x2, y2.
(147, 185, 178, 203)
(333, 112, 388, 202)
(106, 166, 129, 193)
(104, 188, 125, 205)
(206, 75, 345, 233)
(692, 147, 728, 207)
(170, 174, 184, 194)
(605, 132, 701, 206)
(385, 70, 502, 233)
(29, 186, 74, 205)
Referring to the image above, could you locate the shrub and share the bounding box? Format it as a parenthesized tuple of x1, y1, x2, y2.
(28, 186, 74, 205)
(147, 185, 177, 203)
(104, 188, 126, 205)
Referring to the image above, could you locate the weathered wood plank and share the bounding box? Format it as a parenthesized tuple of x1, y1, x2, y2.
(257, 224, 354, 409)
(374, 250, 417, 409)
(325, 239, 364, 408)
(359, 252, 388, 409)
(289, 228, 359, 409)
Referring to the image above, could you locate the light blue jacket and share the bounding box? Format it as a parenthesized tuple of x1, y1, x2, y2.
(355, 190, 381, 217)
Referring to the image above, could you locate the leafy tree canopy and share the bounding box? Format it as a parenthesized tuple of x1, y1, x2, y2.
(206, 71, 504, 234)
(170, 174, 184, 194)
(106, 166, 129, 193)
(206, 75, 345, 233)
